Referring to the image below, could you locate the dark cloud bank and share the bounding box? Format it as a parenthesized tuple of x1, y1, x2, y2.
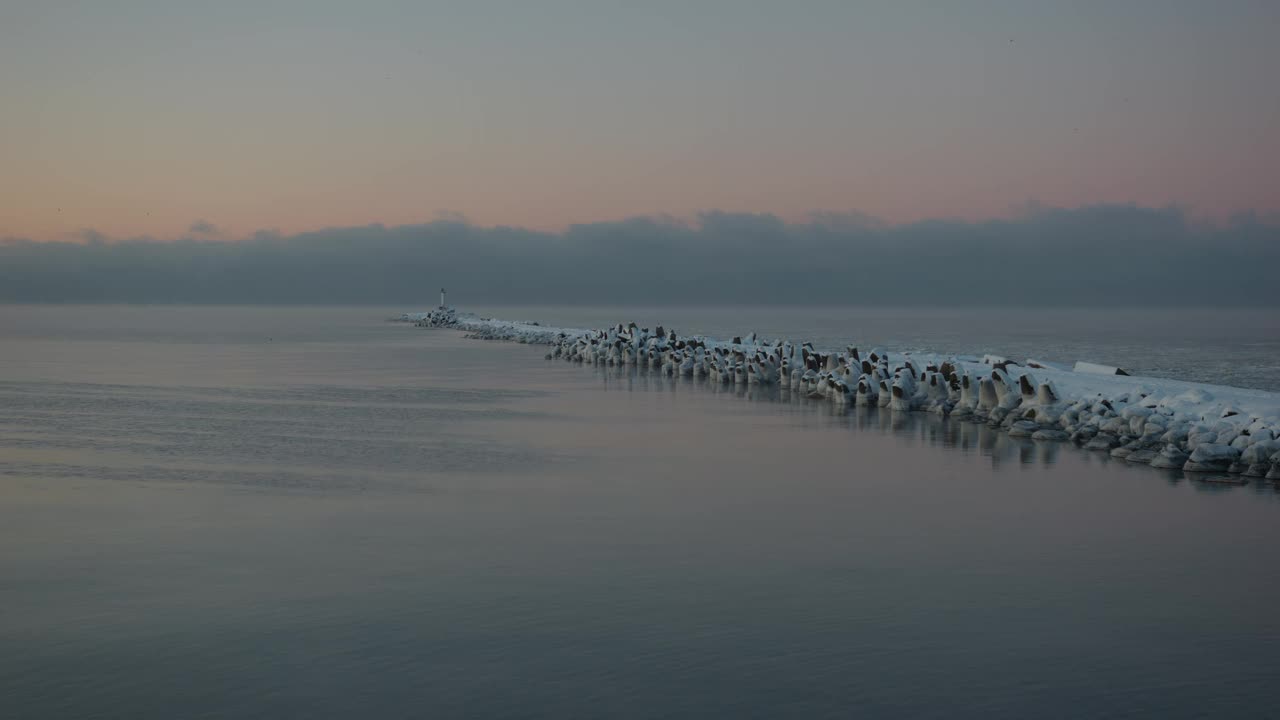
(3, 206, 1277, 306)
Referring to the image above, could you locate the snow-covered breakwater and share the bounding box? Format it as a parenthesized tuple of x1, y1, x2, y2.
(401, 307, 1280, 481)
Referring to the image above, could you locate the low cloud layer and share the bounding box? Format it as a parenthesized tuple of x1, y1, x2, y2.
(188, 220, 219, 235)
(2, 206, 1277, 306)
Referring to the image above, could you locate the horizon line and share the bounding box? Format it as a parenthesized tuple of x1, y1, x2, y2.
(6, 201, 1279, 246)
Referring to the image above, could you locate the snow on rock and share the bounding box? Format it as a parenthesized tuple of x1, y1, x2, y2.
(399, 307, 1280, 478)
(1184, 444, 1241, 473)
(1074, 361, 1131, 376)
(1238, 440, 1280, 477)
(1150, 445, 1190, 470)
(1027, 359, 1066, 371)
(1126, 448, 1160, 464)
(1032, 428, 1070, 442)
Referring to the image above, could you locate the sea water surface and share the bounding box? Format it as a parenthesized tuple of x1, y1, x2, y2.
(2, 305, 1278, 719)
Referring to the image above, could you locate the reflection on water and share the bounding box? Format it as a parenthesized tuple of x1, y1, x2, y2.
(586, 362, 1275, 492)
(2, 306, 1279, 720)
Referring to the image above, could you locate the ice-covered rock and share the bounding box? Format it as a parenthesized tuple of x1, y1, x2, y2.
(1160, 425, 1190, 446)
(1186, 427, 1218, 450)
(1070, 427, 1097, 444)
(1101, 416, 1130, 436)
(1183, 444, 1241, 473)
(1150, 445, 1190, 469)
(1074, 361, 1131, 376)
(1032, 428, 1069, 442)
(1240, 440, 1280, 466)
(1085, 434, 1121, 451)
(1126, 448, 1159, 464)
(1008, 420, 1040, 438)
(1111, 444, 1137, 459)
(976, 377, 999, 418)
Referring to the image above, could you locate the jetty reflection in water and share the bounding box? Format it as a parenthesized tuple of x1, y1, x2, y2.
(587, 362, 1268, 490)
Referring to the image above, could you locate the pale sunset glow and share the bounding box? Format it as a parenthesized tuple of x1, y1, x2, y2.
(3, 0, 1277, 242)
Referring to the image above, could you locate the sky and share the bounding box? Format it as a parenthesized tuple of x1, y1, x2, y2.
(2, 0, 1278, 244)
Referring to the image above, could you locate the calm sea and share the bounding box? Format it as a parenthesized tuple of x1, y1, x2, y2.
(2, 305, 1278, 719)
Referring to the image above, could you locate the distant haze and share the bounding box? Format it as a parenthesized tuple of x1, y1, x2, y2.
(2, 206, 1276, 305)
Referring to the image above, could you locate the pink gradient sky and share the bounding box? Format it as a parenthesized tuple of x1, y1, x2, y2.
(2, 1, 1277, 241)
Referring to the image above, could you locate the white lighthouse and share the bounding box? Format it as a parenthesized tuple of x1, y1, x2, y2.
(440, 288, 447, 308)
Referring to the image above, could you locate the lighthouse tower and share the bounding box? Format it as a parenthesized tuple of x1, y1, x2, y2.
(440, 288, 447, 308)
